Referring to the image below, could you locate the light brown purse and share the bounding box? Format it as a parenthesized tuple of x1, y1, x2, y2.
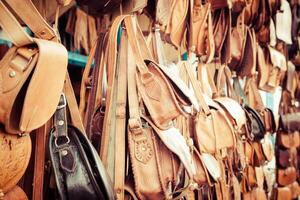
(277, 131, 300, 149)
(190, 2, 215, 63)
(1, 186, 29, 200)
(275, 186, 292, 200)
(0, 130, 31, 195)
(277, 167, 297, 186)
(182, 62, 236, 155)
(0, 0, 68, 134)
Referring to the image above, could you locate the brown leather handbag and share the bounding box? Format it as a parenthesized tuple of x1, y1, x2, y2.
(0, 130, 31, 195)
(190, 2, 215, 63)
(277, 166, 297, 186)
(280, 112, 300, 132)
(1, 186, 29, 200)
(277, 131, 300, 149)
(277, 149, 291, 168)
(183, 62, 236, 154)
(275, 186, 292, 200)
(0, 0, 68, 134)
(164, 0, 189, 48)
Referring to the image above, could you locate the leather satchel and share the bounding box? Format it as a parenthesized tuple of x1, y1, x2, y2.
(279, 112, 300, 132)
(277, 166, 297, 186)
(275, 186, 292, 200)
(0, 130, 31, 194)
(49, 94, 114, 200)
(277, 149, 291, 169)
(1, 186, 28, 200)
(190, 2, 215, 63)
(0, 0, 68, 134)
(277, 131, 300, 149)
(244, 105, 266, 141)
(183, 62, 236, 154)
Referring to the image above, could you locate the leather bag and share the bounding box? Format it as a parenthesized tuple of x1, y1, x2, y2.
(277, 166, 297, 186)
(279, 112, 300, 132)
(0, 0, 68, 134)
(183, 61, 236, 154)
(277, 131, 300, 149)
(190, 2, 215, 63)
(277, 149, 291, 168)
(244, 105, 266, 141)
(1, 186, 29, 200)
(0, 130, 31, 194)
(49, 94, 114, 200)
(275, 186, 292, 200)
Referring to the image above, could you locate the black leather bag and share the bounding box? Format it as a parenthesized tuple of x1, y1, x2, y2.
(244, 105, 266, 141)
(49, 94, 115, 200)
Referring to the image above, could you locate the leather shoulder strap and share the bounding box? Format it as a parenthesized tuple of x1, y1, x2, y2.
(0, 1, 33, 46)
(4, 0, 57, 41)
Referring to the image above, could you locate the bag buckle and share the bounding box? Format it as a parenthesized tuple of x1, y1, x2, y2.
(128, 118, 143, 134)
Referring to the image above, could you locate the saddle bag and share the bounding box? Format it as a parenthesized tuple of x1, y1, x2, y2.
(49, 94, 114, 200)
(0, 0, 68, 134)
(277, 166, 297, 186)
(277, 131, 300, 149)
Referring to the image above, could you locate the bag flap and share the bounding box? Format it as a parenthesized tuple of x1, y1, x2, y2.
(277, 167, 297, 186)
(267, 46, 287, 71)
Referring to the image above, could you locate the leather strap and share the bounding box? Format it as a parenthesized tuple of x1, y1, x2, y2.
(64, 73, 85, 133)
(0, 1, 33, 46)
(79, 39, 98, 120)
(183, 62, 211, 116)
(100, 15, 128, 165)
(32, 123, 49, 200)
(113, 30, 128, 200)
(4, 0, 57, 41)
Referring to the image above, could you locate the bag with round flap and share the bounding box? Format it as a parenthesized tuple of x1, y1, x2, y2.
(49, 95, 114, 200)
(0, 1, 68, 134)
(0, 129, 31, 195)
(244, 105, 266, 141)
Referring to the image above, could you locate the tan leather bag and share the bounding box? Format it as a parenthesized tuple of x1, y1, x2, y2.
(275, 186, 292, 200)
(1, 186, 28, 200)
(125, 17, 187, 130)
(277, 167, 297, 186)
(0, 0, 68, 134)
(0, 130, 31, 194)
(164, 0, 189, 48)
(183, 62, 236, 155)
(277, 131, 300, 149)
(190, 2, 215, 63)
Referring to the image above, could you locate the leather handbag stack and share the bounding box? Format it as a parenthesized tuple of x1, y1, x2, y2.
(0, 0, 67, 198)
(274, 62, 300, 200)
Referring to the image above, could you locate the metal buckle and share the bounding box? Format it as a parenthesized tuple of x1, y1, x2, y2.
(55, 135, 70, 148)
(57, 93, 67, 109)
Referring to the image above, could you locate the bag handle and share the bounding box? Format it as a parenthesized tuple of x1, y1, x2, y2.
(64, 73, 85, 134)
(182, 62, 211, 116)
(4, 0, 58, 41)
(100, 15, 129, 163)
(0, 1, 33, 46)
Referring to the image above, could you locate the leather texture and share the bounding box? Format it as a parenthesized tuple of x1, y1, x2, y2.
(49, 125, 115, 200)
(0, 1, 68, 134)
(277, 166, 297, 186)
(280, 112, 300, 132)
(0, 130, 31, 194)
(277, 131, 300, 149)
(2, 186, 28, 200)
(244, 105, 266, 141)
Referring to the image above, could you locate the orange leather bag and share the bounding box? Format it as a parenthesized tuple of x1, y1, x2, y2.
(0, 0, 68, 134)
(275, 186, 292, 200)
(1, 186, 29, 200)
(277, 167, 297, 186)
(190, 2, 215, 63)
(0, 130, 31, 195)
(183, 62, 236, 155)
(277, 131, 300, 149)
